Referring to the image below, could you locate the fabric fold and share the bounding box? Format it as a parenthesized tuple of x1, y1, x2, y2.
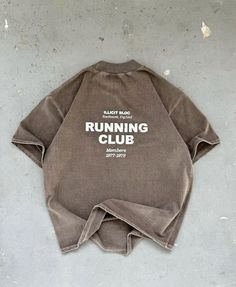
(57, 198, 188, 255)
(188, 135, 220, 163)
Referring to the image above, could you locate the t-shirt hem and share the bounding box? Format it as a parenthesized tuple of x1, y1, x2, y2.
(58, 202, 177, 255)
(60, 238, 174, 255)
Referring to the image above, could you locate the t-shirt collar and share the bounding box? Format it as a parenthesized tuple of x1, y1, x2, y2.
(94, 59, 143, 74)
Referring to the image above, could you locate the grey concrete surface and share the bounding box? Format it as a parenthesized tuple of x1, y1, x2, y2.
(1, 0, 236, 286)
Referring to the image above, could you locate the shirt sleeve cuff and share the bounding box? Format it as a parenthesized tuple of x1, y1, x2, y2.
(188, 134, 220, 163)
(11, 124, 45, 168)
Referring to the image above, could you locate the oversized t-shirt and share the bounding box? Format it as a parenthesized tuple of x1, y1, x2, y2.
(11, 59, 220, 255)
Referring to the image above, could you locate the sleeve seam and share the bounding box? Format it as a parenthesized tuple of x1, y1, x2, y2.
(47, 95, 65, 120)
(168, 94, 184, 116)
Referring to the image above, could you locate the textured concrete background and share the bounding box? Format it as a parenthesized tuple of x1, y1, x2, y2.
(1, 0, 236, 286)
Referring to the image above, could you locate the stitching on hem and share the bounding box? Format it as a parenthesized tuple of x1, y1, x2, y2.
(91, 236, 129, 254)
(60, 204, 175, 254)
(191, 136, 220, 160)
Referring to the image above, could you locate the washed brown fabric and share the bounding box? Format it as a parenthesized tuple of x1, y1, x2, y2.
(11, 59, 220, 255)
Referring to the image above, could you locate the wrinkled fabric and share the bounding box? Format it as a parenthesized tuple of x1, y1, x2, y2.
(11, 59, 220, 255)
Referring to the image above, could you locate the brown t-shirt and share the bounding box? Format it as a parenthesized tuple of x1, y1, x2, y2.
(11, 59, 220, 255)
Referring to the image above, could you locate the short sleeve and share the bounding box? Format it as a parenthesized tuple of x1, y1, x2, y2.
(148, 70, 220, 163)
(11, 69, 87, 168)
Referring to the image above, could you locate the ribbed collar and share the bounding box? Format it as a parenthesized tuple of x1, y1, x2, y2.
(93, 59, 143, 74)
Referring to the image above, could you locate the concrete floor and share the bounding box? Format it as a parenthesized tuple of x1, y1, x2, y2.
(1, 0, 236, 286)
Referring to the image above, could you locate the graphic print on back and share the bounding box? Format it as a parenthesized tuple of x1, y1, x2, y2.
(85, 109, 149, 158)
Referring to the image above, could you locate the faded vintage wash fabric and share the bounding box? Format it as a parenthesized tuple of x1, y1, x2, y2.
(11, 59, 220, 255)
